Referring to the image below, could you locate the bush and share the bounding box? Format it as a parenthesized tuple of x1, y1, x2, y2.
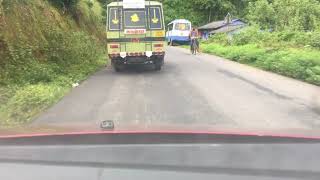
(215, 27, 320, 49)
(45, 30, 103, 65)
(3, 43, 56, 84)
(259, 51, 310, 79)
(0, 84, 67, 125)
(201, 43, 320, 86)
(1, 30, 105, 85)
(310, 32, 320, 48)
(48, 0, 80, 11)
(44, 30, 105, 80)
(202, 44, 266, 63)
(206, 33, 229, 45)
(232, 29, 262, 45)
(0, 0, 106, 126)
(0, 30, 106, 125)
(86, 0, 94, 8)
(306, 66, 320, 85)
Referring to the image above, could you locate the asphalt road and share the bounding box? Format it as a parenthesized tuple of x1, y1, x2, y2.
(34, 47, 320, 133)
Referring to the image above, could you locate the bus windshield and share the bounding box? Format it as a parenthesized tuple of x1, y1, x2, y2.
(174, 23, 190, 31)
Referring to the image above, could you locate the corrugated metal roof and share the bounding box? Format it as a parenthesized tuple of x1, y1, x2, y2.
(198, 19, 246, 30)
(210, 24, 246, 34)
(198, 20, 225, 30)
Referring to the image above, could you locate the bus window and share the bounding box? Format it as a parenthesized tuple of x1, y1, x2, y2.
(167, 23, 173, 31)
(174, 23, 190, 31)
(124, 10, 146, 29)
(108, 7, 122, 30)
(148, 7, 163, 30)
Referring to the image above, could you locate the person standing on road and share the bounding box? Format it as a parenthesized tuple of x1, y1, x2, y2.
(189, 28, 200, 54)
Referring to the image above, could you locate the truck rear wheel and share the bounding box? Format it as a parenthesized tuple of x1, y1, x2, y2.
(114, 66, 121, 72)
(154, 56, 164, 71)
(111, 59, 122, 72)
(155, 64, 162, 71)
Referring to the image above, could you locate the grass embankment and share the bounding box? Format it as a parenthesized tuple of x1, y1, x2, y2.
(198, 28, 320, 86)
(0, 0, 106, 126)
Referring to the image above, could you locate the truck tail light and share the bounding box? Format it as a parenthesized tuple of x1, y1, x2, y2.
(154, 44, 163, 47)
(110, 44, 119, 49)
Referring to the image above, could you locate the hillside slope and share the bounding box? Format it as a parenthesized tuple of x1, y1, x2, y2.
(0, 0, 106, 126)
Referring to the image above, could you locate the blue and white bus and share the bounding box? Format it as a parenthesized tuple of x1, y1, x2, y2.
(166, 19, 191, 45)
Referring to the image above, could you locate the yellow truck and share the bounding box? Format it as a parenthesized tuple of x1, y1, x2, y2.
(106, 1, 166, 71)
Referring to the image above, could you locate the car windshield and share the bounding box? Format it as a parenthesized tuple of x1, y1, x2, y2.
(0, 0, 320, 140)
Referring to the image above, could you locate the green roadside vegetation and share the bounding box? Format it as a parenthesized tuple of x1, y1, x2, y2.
(185, 0, 320, 86)
(200, 29, 320, 86)
(0, 0, 106, 126)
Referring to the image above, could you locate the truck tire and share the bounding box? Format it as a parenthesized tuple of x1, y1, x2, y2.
(155, 64, 162, 71)
(111, 58, 122, 72)
(114, 65, 122, 72)
(155, 57, 163, 71)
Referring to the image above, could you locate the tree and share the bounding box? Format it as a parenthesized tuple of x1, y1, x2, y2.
(273, 0, 320, 31)
(48, 0, 80, 13)
(246, 0, 320, 31)
(246, 0, 275, 30)
(193, 0, 236, 23)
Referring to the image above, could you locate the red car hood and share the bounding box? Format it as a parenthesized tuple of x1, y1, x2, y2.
(1, 123, 320, 140)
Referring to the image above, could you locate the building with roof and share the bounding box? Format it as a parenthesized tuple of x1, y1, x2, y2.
(198, 19, 247, 37)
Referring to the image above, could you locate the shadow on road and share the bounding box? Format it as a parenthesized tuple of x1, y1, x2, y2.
(106, 63, 176, 76)
(117, 64, 157, 74)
